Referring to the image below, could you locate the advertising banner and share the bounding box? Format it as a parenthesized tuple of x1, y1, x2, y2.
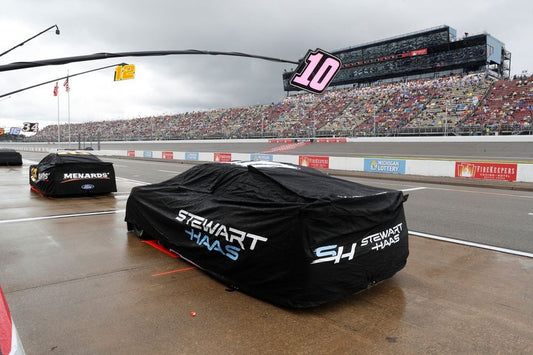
(251, 153, 273, 161)
(162, 151, 174, 160)
(316, 138, 347, 143)
(299, 155, 329, 169)
(185, 152, 199, 161)
(455, 162, 517, 181)
(214, 152, 232, 162)
(364, 159, 406, 174)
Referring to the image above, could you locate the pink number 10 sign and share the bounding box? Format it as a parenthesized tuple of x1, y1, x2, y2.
(289, 49, 341, 94)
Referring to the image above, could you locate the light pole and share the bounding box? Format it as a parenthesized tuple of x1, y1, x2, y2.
(444, 100, 449, 136)
(0, 24, 60, 58)
(373, 105, 377, 137)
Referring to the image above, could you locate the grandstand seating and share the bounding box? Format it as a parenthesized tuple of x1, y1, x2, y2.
(28, 73, 532, 142)
(464, 76, 532, 133)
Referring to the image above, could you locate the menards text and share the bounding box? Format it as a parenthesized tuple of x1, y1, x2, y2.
(63, 172, 110, 179)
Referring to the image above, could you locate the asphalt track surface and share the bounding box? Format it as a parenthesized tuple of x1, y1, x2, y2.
(1, 145, 532, 354)
(19, 139, 533, 161)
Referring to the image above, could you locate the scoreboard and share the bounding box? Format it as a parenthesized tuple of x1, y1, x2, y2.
(283, 25, 510, 91)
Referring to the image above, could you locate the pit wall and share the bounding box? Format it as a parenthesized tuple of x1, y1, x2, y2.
(7, 135, 533, 183)
(121, 150, 532, 183)
(10, 145, 532, 183)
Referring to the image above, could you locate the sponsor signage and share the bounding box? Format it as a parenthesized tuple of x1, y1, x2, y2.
(299, 155, 329, 169)
(251, 153, 273, 162)
(269, 138, 290, 143)
(176, 209, 268, 262)
(316, 138, 347, 143)
(143, 151, 153, 158)
(364, 159, 406, 174)
(214, 152, 232, 162)
(61, 172, 111, 183)
(455, 162, 517, 181)
(312, 222, 404, 264)
(127, 150, 135, 157)
(269, 138, 346, 144)
(185, 152, 199, 161)
(162, 151, 173, 160)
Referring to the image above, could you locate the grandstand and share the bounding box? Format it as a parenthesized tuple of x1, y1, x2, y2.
(20, 26, 532, 142)
(26, 72, 531, 142)
(283, 25, 510, 90)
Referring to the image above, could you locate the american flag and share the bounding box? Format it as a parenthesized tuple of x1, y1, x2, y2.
(63, 77, 70, 92)
(53, 82, 59, 96)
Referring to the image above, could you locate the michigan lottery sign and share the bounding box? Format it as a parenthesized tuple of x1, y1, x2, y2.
(364, 159, 406, 174)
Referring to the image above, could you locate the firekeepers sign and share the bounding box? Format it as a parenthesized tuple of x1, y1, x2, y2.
(455, 162, 517, 181)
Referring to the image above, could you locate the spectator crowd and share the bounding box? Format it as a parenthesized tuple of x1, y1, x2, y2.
(29, 72, 532, 142)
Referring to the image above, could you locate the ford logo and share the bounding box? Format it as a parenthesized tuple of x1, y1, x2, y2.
(81, 184, 95, 190)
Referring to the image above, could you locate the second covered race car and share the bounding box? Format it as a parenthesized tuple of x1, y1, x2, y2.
(29, 151, 116, 197)
(125, 161, 409, 308)
(0, 148, 23, 166)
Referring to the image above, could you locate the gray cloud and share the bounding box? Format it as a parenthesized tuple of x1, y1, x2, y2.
(1, 0, 531, 129)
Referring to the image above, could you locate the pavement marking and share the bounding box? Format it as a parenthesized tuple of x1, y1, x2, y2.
(23, 159, 39, 164)
(428, 186, 533, 199)
(401, 187, 428, 192)
(152, 266, 197, 277)
(410, 230, 533, 258)
(0, 210, 125, 224)
(141, 240, 180, 258)
(115, 176, 149, 185)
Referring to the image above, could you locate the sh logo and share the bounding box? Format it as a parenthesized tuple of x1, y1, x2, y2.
(311, 242, 357, 264)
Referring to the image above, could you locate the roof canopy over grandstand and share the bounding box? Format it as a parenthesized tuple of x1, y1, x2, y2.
(283, 25, 511, 91)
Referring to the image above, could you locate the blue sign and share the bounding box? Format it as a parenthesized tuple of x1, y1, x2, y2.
(143, 151, 153, 158)
(364, 159, 406, 174)
(9, 127, 21, 135)
(185, 152, 199, 161)
(250, 153, 273, 162)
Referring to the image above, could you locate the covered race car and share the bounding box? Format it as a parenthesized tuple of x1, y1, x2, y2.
(125, 161, 409, 308)
(0, 148, 22, 166)
(29, 151, 116, 197)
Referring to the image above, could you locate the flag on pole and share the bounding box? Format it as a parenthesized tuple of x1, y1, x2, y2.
(53, 82, 59, 96)
(63, 77, 70, 92)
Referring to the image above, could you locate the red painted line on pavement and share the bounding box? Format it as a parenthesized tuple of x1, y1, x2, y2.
(263, 142, 311, 153)
(141, 240, 179, 258)
(152, 266, 197, 277)
(0, 287, 13, 355)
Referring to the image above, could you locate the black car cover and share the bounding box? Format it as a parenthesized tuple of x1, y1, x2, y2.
(0, 148, 22, 165)
(29, 151, 116, 196)
(125, 161, 409, 308)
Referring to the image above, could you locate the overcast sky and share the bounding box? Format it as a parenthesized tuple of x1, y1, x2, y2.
(1, 0, 532, 131)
